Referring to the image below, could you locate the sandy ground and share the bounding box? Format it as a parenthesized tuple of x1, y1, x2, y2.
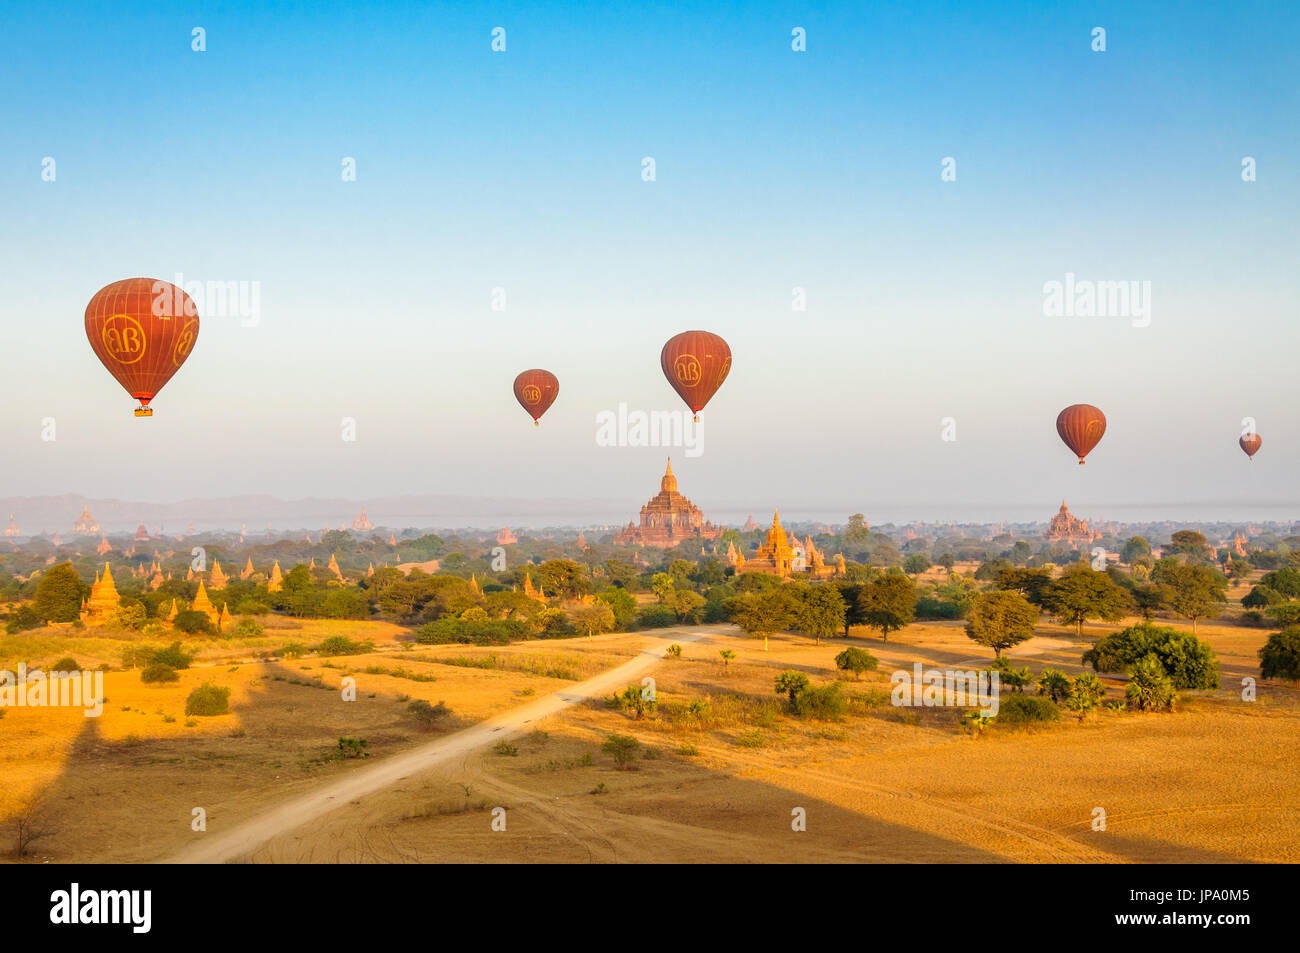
(3, 614, 1297, 863)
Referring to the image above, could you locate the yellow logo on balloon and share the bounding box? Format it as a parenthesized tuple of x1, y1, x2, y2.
(102, 314, 147, 365)
(522, 384, 542, 404)
(674, 354, 701, 386)
(172, 318, 198, 367)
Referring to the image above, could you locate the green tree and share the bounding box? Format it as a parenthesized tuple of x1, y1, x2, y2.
(834, 646, 878, 678)
(594, 587, 637, 630)
(793, 584, 846, 644)
(601, 733, 640, 769)
(903, 554, 931, 577)
(964, 590, 1039, 658)
(730, 587, 794, 651)
(572, 602, 616, 640)
(1125, 655, 1175, 711)
(1120, 536, 1152, 564)
(774, 671, 811, 705)
(650, 572, 675, 603)
(1036, 668, 1071, 702)
(1042, 564, 1130, 636)
(843, 513, 871, 545)
(1259, 627, 1300, 680)
(33, 563, 86, 623)
(857, 574, 915, 642)
(1156, 563, 1226, 633)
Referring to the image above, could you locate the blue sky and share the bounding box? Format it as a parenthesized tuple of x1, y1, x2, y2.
(2, 0, 1296, 522)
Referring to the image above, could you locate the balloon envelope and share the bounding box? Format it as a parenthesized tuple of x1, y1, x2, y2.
(1240, 433, 1262, 459)
(1056, 404, 1106, 464)
(660, 330, 731, 420)
(85, 277, 200, 416)
(513, 369, 559, 425)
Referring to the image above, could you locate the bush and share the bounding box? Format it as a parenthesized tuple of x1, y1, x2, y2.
(337, 736, 369, 758)
(1265, 603, 1300, 627)
(1259, 626, 1300, 680)
(141, 663, 179, 684)
(1260, 568, 1300, 598)
(5, 605, 41, 634)
(185, 682, 231, 716)
(914, 597, 968, 620)
(152, 642, 194, 670)
(1082, 622, 1219, 689)
(413, 617, 531, 645)
(635, 605, 677, 629)
(408, 698, 452, 728)
(990, 657, 1031, 692)
(601, 733, 641, 768)
(834, 646, 878, 677)
(49, 656, 80, 674)
(1066, 672, 1106, 712)
(1036, 668, 1071, 703)
(995, 694, 1060, 723)
(1242, 585, 1285, 608)
(173, 610, 213, 635)
(232, 618, 264, 638)
(316, 635, 374, 656)
(1126, 655, 1176, 711)
(792, 682, 846, 719)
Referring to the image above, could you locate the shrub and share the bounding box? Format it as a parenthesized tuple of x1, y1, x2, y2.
(914, 597, 968, 620)
(279, 641, 309, 658)
(1082, 622, 1219, 689)
(152, 642, 194, 670)
(141, 663, 179, 684)
(1259, 626, 1300, 680)
(834, 646, 878, 677)
(601, 733, 641, 768)
(635, 605, 677, 629)
(1265, 603, 1300, 627)
(1036, 668, 1071, 703)
(413, 617, 531, 646)
(666, 643, 682, 658)
(232, 618, 264, 638)
(1065, 672, 1106, 712)
(173, 610, 213, 635)
(1242, 585, 1285, 608)
(774, 671, 811, 705)
(990, 657, 1031, 692)
(316, 635, 374, 656)
(493, 740, 518, 756)
(995, 694, 1060, 723)
(185, 682, 231, 716)
(1125, 655, 1176, 711)
(792, 682, 846, 719)
(49, 656, 80, 674)
(5, 605, 41, 634)
(1260, 567, 1300, 598)
(408, 698, 451, 728)
(337, 736, 369, 758)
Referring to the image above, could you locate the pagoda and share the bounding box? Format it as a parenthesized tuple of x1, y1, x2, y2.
(241, 557, 255, 580)
(82, 563, 121, 621)
(74, 507, 100, 536)
(268, 561, 283, 592)
(96, 536, 112, 555)
(737, 511, 841, 579)
(134, 522, 150, 542)
(191, 580, 218, 624)
(4, 513, 19, 538)
(742, 514, 759, 533)
(351, 509, 374, 532)
(614, 459, 722, 549)
(218, 604, 233, 631)
(1045, 501, 1099, 543)
(388, 533, 397, 546)
(327, 552, 343, 579)
(496, 528, 518, 545)
(210, 560, 229, 588)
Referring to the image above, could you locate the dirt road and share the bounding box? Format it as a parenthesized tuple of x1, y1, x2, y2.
(167, 628, 714, 863)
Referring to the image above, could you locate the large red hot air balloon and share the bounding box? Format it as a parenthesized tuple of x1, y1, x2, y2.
(1240, 432, 1262, 460)
(660, 330, 731, 422)
(513, 369, 559, 426)
(85, 278, 200, 416)
(1056, 404, 1106, 464)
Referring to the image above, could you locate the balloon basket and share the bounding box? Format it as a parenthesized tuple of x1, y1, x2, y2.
(134, 407, 153, 417)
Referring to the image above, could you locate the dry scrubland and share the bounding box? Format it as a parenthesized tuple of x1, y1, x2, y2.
(1, 614, 1297, 863)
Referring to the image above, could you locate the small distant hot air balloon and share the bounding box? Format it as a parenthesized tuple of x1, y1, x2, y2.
(85, 277, 200, 416)
(1240, 432, 1262, 460)
(513, 369, 559, 426)
(1056, 404, 1106, 465)
(660, 330, 731, 422)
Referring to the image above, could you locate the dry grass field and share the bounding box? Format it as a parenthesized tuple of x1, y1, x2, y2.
(2, 612, 1297, 863)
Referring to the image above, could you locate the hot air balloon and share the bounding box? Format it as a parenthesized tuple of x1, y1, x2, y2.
(1056, 404, 1106, 465)
(1240, 432, 1262, 460)
(513, 369, 559, 426)
(660, 330, 731, 422)
(85, 278, 200, 416)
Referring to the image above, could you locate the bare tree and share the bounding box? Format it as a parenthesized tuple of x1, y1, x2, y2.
(11, 793, 57, 859)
